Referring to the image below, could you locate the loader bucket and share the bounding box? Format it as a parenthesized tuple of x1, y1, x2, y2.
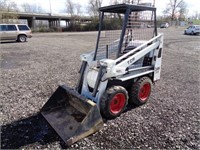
(41, 85, 104, 146)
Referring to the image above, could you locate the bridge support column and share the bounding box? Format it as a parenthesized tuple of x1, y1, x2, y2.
(55, 20, 58, 27)
(49, 20, 53, 28)
(65, 20, 70, 27)
(58, 18, 61, 32)
(28, 17, 36, 29)
(53, 20, 56, 27)
(58, 18, 61, 28)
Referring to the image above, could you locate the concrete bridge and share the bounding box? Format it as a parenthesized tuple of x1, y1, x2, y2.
(0, 12, 92, 29)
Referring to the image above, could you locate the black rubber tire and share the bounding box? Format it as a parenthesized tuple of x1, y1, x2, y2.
(100, 86, 128, 119)
(129, 76, 152, 106)
(191, 31, 194, 35)
(184, 31, 187, 35)
(17, 35, 27, 42)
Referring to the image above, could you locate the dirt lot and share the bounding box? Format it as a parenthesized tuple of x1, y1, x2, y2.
(1, 28, 200, 149)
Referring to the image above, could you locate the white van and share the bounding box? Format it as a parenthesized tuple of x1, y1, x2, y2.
(0, 24, 32, 42)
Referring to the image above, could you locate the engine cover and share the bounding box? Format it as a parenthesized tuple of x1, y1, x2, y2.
(87, 69, 99, 88)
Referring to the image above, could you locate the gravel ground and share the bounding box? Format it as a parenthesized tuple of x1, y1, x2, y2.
(1, 28, 200, 149)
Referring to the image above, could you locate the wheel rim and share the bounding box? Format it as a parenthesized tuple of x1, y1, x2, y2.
(139, 83, 151, 101)
(109, 93, 126, 114)
(20, 36, 25, 42)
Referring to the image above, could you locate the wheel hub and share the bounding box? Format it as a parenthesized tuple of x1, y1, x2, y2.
(109, 93, 126, 114)
(139, 83, 151, 101)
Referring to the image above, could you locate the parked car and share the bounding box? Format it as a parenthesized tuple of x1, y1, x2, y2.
(160, 22, 169, 28)
(184, 25, 200, 35)
(0, 24, 32, 42)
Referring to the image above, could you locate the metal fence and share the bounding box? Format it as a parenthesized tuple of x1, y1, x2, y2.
(95, 9, 155, 60)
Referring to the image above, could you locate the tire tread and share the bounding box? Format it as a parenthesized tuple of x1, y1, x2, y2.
(100, 86, 128, 119)
(129, 76, 152, 106)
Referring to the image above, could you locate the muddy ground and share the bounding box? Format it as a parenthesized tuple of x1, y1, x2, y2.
(1, 28, 200, 149)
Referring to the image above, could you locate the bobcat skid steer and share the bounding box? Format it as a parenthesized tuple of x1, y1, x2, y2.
(41, 3, 164, 146)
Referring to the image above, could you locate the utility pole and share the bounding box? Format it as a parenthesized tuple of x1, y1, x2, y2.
(153, 0, 155, 7)
(49, 0, 52, 15)
(34, 0, 37, 13)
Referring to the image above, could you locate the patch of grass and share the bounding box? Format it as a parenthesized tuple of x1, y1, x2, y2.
(193, 20, 200, 25)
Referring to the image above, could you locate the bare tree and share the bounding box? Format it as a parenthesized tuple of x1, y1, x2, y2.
(75, 3, 82, 16)
(0, 0, 18, 12)
(21, 3, 44, 13)
(66, 0, 82, 25)
(21, 3, 32, 12)
(0, 0, 7, 11)
(66, 0, 75, 17)
(66, 0, 82, 18)
(178, 1, 187, 20)
(88, 0, 103, 17)
(122, 0, 140, 4)
(193, 11, 200, 20)
(0, 0, 19, 23)
(109, 0, 142, 5)
(6, 1, 18, 12)
(163, 0, 187, 21)
(109, 0, 120, 4)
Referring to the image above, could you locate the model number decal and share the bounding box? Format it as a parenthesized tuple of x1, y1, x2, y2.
(127, 58, 135, 65)
(155, 67, 160, 73)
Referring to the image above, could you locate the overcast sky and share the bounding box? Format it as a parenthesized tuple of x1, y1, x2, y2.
(11, 0, 200, 16)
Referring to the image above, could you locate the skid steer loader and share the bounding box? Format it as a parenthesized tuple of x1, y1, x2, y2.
(41, 3, 164, 146)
